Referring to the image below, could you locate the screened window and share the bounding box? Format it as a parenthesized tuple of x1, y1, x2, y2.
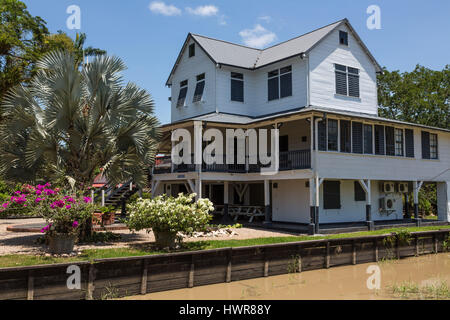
(193, 74, 205, 103)
(231, 72, 244, 102)
(268, 66, 292, 101)
(335, 64, 360, 97)
(395, 128, 404, 156)
(405, 129, 414, 158)
(323, 181, 341, 210)
(430, 133, 438, 159)
(363, 124, 373, 154)
(189, 43, 195, 57)
(339, 31, 348, 46)
(375, 125, 385, 155)
(327, 119, 338, 151)
(340, 120, 351, 153)
(177, 80, 188, 108)
(318, 119, 327, 151)
(352, 122, 363, 154)
(385, 126, 395, 156)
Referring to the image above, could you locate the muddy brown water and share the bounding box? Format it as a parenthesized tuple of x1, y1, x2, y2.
(125, 253, 450, 300)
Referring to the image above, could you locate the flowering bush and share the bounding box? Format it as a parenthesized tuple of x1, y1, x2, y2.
(38, 195, 94, 237)
(0, 183, 60, 217)
(126, 193, 214, 237)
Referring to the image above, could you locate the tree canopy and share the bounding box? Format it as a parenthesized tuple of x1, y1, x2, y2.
(0, 0, 105, 104)
(0, 51, 160, 189)
(377, 64, 449, 130)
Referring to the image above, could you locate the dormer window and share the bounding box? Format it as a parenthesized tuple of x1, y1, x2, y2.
(177, 80, 188, 107)
(193, 73, 205, 103)
(339, 31, 348, 46)
(189, 43, 195, 57)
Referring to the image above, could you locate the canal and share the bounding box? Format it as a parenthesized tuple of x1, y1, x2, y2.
(125, 253, 450, 300)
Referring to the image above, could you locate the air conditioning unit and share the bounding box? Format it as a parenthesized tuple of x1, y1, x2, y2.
(381, 182, 395, 193)
(379, 196, 395, 210)
(398, 182, 409, 193)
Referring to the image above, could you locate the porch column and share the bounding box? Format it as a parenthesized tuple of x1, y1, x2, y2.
(309, 178, 316, 235)
(223, 181, 229, 217)
(264, 180, 272, 225)
(437, 181, 450, 222)
(413, 181, 423, 226)
(314, 176, 323, 234)
(196, 177, 202, 200)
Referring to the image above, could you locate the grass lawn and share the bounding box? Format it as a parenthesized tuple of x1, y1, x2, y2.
(0, 225, 449, 269)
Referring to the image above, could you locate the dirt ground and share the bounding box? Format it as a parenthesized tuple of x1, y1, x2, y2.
(0, 218, 300, 255)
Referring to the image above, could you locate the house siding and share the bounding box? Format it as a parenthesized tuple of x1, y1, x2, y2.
(309, 24, 378, 115)
(171, 39, 217, 122)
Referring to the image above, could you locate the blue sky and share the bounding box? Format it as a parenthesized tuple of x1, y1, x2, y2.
(24, 0, 450, 125)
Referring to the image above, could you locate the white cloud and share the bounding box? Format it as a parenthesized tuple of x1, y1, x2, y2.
(149, 1, 181, 16)
(186, 5, 219, 17)
(258, 15, 272, 23)
(239, 24, 277, 48)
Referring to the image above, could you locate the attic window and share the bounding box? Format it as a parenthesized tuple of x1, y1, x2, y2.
(189, 43, 195, 57)
(193, 73, 205, 103)
(177, 80, 188, 107)
(339, 31, 348, 46)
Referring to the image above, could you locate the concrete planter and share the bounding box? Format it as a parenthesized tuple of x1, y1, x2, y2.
(48, 234, 76, 254)
(153, 231, 177, 248)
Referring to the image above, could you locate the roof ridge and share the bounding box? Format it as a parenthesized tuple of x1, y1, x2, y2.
(191, 18, 346, 52)
(191, 33, 262, 51)
(261, 18, 346, 51)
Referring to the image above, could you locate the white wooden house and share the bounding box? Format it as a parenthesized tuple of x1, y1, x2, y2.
(152, 19, 450, 234)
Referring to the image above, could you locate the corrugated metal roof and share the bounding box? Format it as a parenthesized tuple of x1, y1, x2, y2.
(161, 107, 450, 133)
(191, 34, 261, 69)
(191, 20, 343, 70)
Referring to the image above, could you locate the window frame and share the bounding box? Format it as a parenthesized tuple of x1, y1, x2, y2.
(192, 73, 205, 103)
(430, 133, 438, 159)
(268, 66, 292, 101)
(339, 31, 349, 46)
(394, 128, 404, 156)
(335, 64, 360, 98)
(188, 43, 195, 58)
(176, 80, 188, 108)
(231, 72, 244, 102)
(327, 119, 338, 151)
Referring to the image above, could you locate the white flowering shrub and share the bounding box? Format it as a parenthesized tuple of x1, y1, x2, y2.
(126, 193, 214, 236)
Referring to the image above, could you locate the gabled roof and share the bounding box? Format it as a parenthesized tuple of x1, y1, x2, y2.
(166, 18, 382, 86)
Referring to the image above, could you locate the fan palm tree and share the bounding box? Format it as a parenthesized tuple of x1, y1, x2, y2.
(0, 50, 160, 189)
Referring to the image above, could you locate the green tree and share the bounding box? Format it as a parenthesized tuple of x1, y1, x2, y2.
(377, 65, 450, 130)
(0, 50, 160, 189)
(0, 1, 105, 104)
(0, 0, 49, 99)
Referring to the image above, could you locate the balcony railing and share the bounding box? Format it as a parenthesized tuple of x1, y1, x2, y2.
(153, 149, 311, 174)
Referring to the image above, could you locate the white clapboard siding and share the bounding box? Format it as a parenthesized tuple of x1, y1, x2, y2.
(309, 24, 378, 115)
(171, 39, 217, 123)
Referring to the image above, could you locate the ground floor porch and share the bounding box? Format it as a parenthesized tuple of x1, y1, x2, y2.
(151, 174, 450, 235)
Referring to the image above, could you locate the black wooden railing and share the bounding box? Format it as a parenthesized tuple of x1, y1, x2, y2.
(153, 149, 311, 174)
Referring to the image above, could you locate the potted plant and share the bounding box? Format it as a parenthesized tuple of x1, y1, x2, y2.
(39, 195, 94, 254)
(126, 193, 214, 248)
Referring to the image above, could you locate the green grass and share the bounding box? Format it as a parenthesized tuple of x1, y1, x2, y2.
(0, 225, 449, 269)
(390, 280, 450, 299)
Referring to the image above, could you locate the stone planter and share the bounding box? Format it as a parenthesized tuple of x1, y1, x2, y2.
(153, 231, 177, 248)
(48, 234, 76, 254)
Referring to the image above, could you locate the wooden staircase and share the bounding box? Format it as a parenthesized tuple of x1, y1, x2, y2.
(94, 180, 139, 216)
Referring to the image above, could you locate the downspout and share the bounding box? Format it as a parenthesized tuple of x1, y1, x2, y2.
(215, 63, 220, 114)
